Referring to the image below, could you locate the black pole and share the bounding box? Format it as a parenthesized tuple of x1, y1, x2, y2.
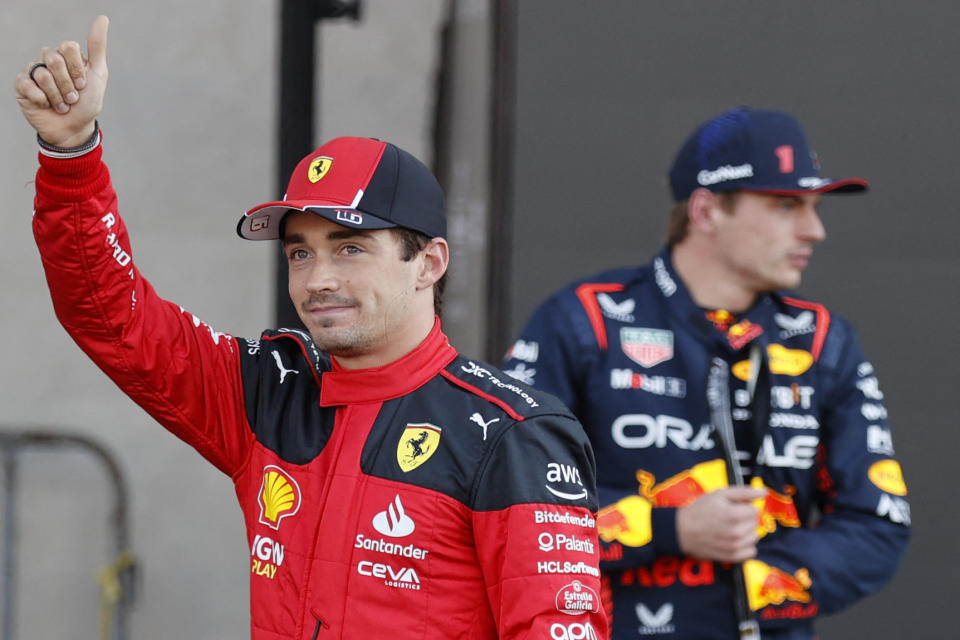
(274, 0, 319, 330)
(1, 443, 17, 640)
(274, 0, 361, 330)
(486, 0, 517, 363)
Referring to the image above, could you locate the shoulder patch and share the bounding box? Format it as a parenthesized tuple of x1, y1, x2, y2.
(441, 357, 570, 421)
(575, 283, 626, 350)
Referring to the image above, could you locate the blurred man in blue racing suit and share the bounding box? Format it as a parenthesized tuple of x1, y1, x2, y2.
(504, 107, 910, 639)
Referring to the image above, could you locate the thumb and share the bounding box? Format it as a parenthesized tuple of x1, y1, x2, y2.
(86, 15, 109, 69)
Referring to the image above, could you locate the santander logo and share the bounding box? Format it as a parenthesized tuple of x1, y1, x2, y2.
(373, 495, 416, 538)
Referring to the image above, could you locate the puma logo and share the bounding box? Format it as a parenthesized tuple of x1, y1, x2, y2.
(469, 413, 499, 441)
(271, 351, 300, 384)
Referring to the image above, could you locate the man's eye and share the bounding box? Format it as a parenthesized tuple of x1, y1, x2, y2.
(342, 245, 362, 255)
(778, 200, 798, 212)
(289, 248, 309, 260)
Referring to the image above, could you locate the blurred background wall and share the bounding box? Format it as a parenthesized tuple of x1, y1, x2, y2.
(498, 3, 958, 638)
(1, 1, 955, 638)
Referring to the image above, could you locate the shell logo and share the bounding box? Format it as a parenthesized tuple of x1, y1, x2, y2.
(258, 465, 302, 530)
(868, 459, 908, 496)
(732, 344, 814, 381)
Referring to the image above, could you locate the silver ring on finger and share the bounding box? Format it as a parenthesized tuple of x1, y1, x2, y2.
(28, 62, 48, 83)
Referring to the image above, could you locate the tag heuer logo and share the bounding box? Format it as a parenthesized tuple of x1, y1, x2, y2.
(397, 423, 442, 472)
(620, 328, 674, 368)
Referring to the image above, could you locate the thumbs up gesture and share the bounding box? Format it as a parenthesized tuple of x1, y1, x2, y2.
(14, 15, 110, 148)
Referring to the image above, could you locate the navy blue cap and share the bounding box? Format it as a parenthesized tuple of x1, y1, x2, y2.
(668, 107, 868, 201)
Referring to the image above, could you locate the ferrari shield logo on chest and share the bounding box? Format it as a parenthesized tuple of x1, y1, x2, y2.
(620, 328, 674, 368)
(397, 423, 442, 472)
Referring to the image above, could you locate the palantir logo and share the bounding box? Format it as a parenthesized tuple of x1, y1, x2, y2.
(373, 495, 416, 538)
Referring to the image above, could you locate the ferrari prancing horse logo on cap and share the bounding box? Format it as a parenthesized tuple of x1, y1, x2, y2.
(308, 156, 333, 183)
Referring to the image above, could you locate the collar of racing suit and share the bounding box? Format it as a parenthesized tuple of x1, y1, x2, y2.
(318, 318, 458, 406)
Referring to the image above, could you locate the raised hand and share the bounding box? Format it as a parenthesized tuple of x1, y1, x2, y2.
(14, 15, 109, 148)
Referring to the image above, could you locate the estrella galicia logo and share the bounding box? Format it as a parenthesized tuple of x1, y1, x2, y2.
(396, 423, 442, 472)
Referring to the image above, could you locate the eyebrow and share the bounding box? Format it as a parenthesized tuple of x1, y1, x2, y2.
(772, 194, 821, 206)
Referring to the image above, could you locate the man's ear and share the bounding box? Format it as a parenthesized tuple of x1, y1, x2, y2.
(416, 237, 449, 290)
(687, 188, 724, 235)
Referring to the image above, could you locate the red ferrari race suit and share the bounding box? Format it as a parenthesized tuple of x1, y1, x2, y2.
(503, 251, 910, 639)
(31, 142, 609, 640)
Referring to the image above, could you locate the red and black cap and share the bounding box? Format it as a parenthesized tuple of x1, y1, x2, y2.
(668, 107, 869, 201)
(238, 136, 446, 240)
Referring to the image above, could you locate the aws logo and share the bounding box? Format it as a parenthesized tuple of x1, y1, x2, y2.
(258, 465, 302, 530)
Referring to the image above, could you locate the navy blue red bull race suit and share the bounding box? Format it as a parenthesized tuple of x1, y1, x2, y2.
(503, 249, 910, 639)
(31, 142, 610, 640)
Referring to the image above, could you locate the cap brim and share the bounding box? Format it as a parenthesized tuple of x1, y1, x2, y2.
(237, 201, 396, 241)
(747, 177, 869, 196)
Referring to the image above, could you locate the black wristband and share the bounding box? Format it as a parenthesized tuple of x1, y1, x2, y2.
(38, 121, 101, 159)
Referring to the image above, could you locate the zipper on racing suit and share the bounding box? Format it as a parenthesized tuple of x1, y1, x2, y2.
(310, 610, 328, 639)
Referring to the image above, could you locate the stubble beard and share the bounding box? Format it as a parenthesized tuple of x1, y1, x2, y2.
(299, 294, 374, 356)
(306, 319, 376, 357)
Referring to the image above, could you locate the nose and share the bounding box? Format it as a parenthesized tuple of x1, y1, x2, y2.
(304, 257, 340, 294)
(797, 204, 826, 243)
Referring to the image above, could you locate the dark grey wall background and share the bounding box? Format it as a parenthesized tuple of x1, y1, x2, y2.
(504, 2, 958, 637)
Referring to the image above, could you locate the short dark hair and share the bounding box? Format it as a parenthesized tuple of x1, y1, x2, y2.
(665, 191, 741, 246)
(391, 227, 447, 319)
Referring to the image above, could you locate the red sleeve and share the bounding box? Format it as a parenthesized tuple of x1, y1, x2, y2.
(471, 414, 610, 639)
(32, 145, 254, 475)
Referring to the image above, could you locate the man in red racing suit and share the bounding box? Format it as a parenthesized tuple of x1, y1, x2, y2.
(17, 16, 609, 640)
